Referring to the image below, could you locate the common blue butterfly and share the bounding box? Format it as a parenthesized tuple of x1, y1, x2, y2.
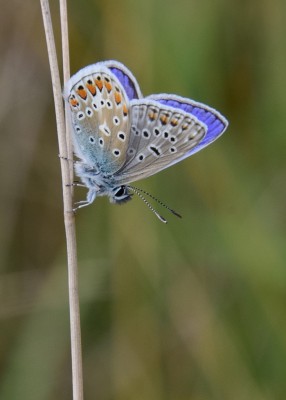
(64, 61, 228, 222)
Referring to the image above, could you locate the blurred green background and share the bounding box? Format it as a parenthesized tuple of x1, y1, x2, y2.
(1, 0, 286, 399)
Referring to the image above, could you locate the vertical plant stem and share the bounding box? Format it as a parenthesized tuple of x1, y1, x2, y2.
(59, 0, 74, 184)
(40, 1, 84, 400)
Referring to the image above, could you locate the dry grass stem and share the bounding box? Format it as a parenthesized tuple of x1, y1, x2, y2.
(40, 1, 83, 399)
(59, 0, 74, 184)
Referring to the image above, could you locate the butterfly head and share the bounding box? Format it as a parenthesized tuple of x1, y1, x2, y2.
(110, 185, 133, 204)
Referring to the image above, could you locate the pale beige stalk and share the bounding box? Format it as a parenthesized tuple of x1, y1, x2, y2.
(40, 1, 83, 399)
(60, 0, 74, 184)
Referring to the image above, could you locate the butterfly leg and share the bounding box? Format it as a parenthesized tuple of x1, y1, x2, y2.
(66, 181, 86, 187)
(73, 201, 90, 211)
(73, 200, 94, 211)
(73, 189, 97, 211)
(58, 154, 75, 163)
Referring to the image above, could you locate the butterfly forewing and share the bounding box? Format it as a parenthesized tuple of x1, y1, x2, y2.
(66, 66, 131, 174)
(113, 100, 207, 184)
(102, 60, 143, 100)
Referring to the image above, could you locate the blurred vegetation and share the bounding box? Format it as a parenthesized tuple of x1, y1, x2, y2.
(1, 0, 286, 399)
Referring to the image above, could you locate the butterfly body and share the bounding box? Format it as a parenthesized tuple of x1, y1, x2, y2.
(74, 162, 132, 205)
(64, 61, 228, 213)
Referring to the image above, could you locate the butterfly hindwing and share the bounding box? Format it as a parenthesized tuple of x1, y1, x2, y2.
(113, 99, 207, 184)
(148, 94, 228, 156)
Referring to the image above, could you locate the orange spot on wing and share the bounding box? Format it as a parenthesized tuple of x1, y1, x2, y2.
(148, 108, 158, 121)
(104, 81, 112, 92)
(123, 104, 128, 116)
(171, 118, 178, 126)
(76, 88, 87, 100)
(95, 78, 103, 91)
(86, 83, 96, 95)
(160, 114, 169, 125)
(69, 96, 79, 108)
(115, 91, 122, 105)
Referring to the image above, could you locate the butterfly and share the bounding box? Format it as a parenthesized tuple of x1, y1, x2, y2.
(64, 61, 228, 222)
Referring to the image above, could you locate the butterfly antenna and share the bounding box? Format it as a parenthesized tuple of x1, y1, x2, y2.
(128, 186, 167, 223)
(128, 185, 182, 219)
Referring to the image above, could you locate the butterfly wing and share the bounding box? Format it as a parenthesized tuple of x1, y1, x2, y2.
(64, 62, 228, 187)
(64, 62, 137, 174)
(113, 98, 208, 184)
(148, 94, 228, 156)
(103, 60, 142, 100)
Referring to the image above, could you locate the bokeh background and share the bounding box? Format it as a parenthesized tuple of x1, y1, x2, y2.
(1, 0, 286, 399)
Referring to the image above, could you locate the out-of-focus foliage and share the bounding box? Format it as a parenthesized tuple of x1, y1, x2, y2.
(1, 0, 286, 399)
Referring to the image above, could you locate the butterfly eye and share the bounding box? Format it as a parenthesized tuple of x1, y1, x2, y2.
(112, 186, 132, 204)
(114, 186, 125, 197)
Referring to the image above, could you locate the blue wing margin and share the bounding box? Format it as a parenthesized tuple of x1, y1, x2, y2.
(148, 94, 228, 156)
